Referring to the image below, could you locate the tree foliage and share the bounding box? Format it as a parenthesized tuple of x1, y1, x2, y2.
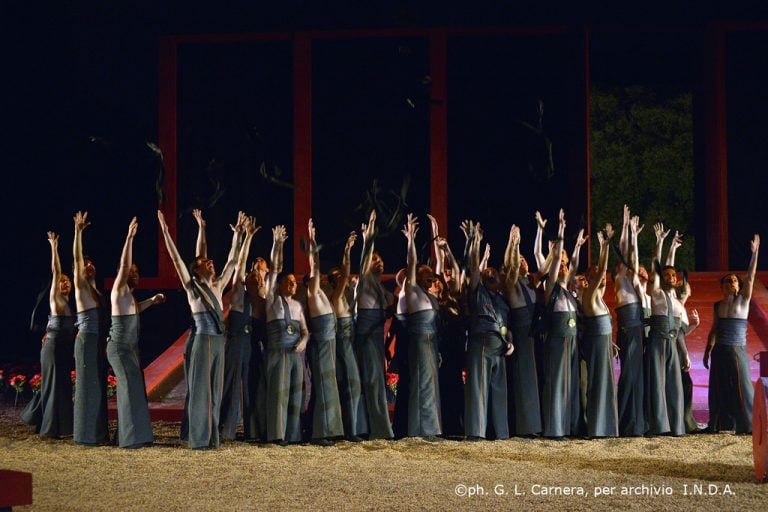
(590, 85, 695, 271)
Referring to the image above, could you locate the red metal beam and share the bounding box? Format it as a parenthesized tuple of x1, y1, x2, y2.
(293, 34, 312, 275)
(704, 25, 729, 270)
(429, 29, 448, 242)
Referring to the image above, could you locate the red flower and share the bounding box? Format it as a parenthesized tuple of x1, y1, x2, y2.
(385, 372, 399, 387)
(106, 374, 118, 398)
(70, 370, 77, 384)
(461, 368, 467, 385)
(30, 374, 42, 393)
(9, 374, 27, 393)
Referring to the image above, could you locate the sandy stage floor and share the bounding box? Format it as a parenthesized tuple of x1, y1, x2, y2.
(1, 407, 767, 511)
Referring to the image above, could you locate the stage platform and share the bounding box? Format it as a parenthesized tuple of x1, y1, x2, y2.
(125, 273, 768, 425)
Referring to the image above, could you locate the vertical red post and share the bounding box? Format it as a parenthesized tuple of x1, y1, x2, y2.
(429, 29, 448, 244)
(157, 37, 179, 287)
(293, 35, 313, 275)
(704, 25, 729, 271)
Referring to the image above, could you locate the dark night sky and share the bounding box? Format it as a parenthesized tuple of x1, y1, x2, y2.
(3, 1, 768, 363)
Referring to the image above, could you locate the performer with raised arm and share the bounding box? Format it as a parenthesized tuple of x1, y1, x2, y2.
(431, 219, 465, 438)
(245, 256, 270, 441)
(263, 225, 309, 445)
(541, 209, 586, 438)
(615, 209, 648, 437)
(705, 234, 760, 434)
(158, 209, 241, 449)
(676, 280, 701, 433)
(329, 231, 367, 441)
(305, 219, 344, 446)
(390, 268, 411, 439)
(464, 221, 513, 441)
(503, 224, 542, 437)
(72, 211, 109, 445)
(22, 232, 75, 438)
(581, 225, 618, 438)
(645, 223, 685, 436)
(108, 217, 165, 448)
(180, 208, 209, 442)
(220, 216, 260, 441)
(402, 214, 442, 439)
(355, 210, 395, 440)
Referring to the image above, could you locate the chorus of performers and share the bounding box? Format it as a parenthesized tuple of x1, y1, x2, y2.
(23, 205, 760, 447)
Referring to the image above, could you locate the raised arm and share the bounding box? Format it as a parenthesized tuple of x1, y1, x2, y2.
(740, 234, 761, 302)
(403, 214, 419, 288)
(359, 210, 377, 276)
(234, 216, 258, 286)
(216, 211, 247, 290)
(569, 227, 587, 277)
(266, 225, 288, 302)
(307, 218, 321, 296)
(534, 211, 548, 271)
(666, 230, 682, 267)
(650, 222, 670, 292)
(629, 215, 641, 276)
(545, 209, 566, 302)
(427, 214, 442, 276)
(72, 211, 89, 290)
(331, 231, 357, 306)
(619, 204, 630, 261)
(158, 210, 193, 289)
(587, 227, 612, 299)
(467, 221, 483, 291)
(193, 209, 207, 258)
(503, 225, 521, 290)
(479, 243, 491, 272)
(47, 231, 64, 312)
(113, 217, 138, 294)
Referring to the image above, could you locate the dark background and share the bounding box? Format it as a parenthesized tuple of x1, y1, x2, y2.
(4, 1, 768, 365)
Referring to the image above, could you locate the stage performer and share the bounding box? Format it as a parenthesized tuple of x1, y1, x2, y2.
(615, 207, 649, 436)
(108, 217, 165, 448)
(158, 209, 241, 449)
(72, 211, 109, 445)
(355, 210, 395, 440)
(580, 225, 618, 438)
(402, 214, 442, 438)
(464, 220, 514, 440)
(220, 216, 260, 440)
(541, 209, 586, 438)
(705, 234, 760, 434)
(645, 223, 685, 436)
(502, 224, 542, 437)
(264, 225, 309, 445)
(245, 256, 270, 441)
(304, 219, 344, 446)
(328, 231, 367, 441)
(21, 231, 76, 438)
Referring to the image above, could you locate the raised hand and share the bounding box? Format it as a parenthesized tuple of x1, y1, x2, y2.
(308, 218, 317, 243)
(73, 211, 90, 232)
(427, 213, 439, 238)
(654, 223, 670, 242)
(401, 213, 418, 241)
(245, 216, 260, 236)
(47, 231, 58, 247)
(273, 225, 288, 243)
(193, 208, 205, 227)
(345, 231, 357, 251)
(752, 234, 761, 253)
(575, 228, 588, 247)
(670, 231, 683, 251)
(509, 224, 520, 246)
(535, 211, 547, 230)
(127, 216, 138, 239)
